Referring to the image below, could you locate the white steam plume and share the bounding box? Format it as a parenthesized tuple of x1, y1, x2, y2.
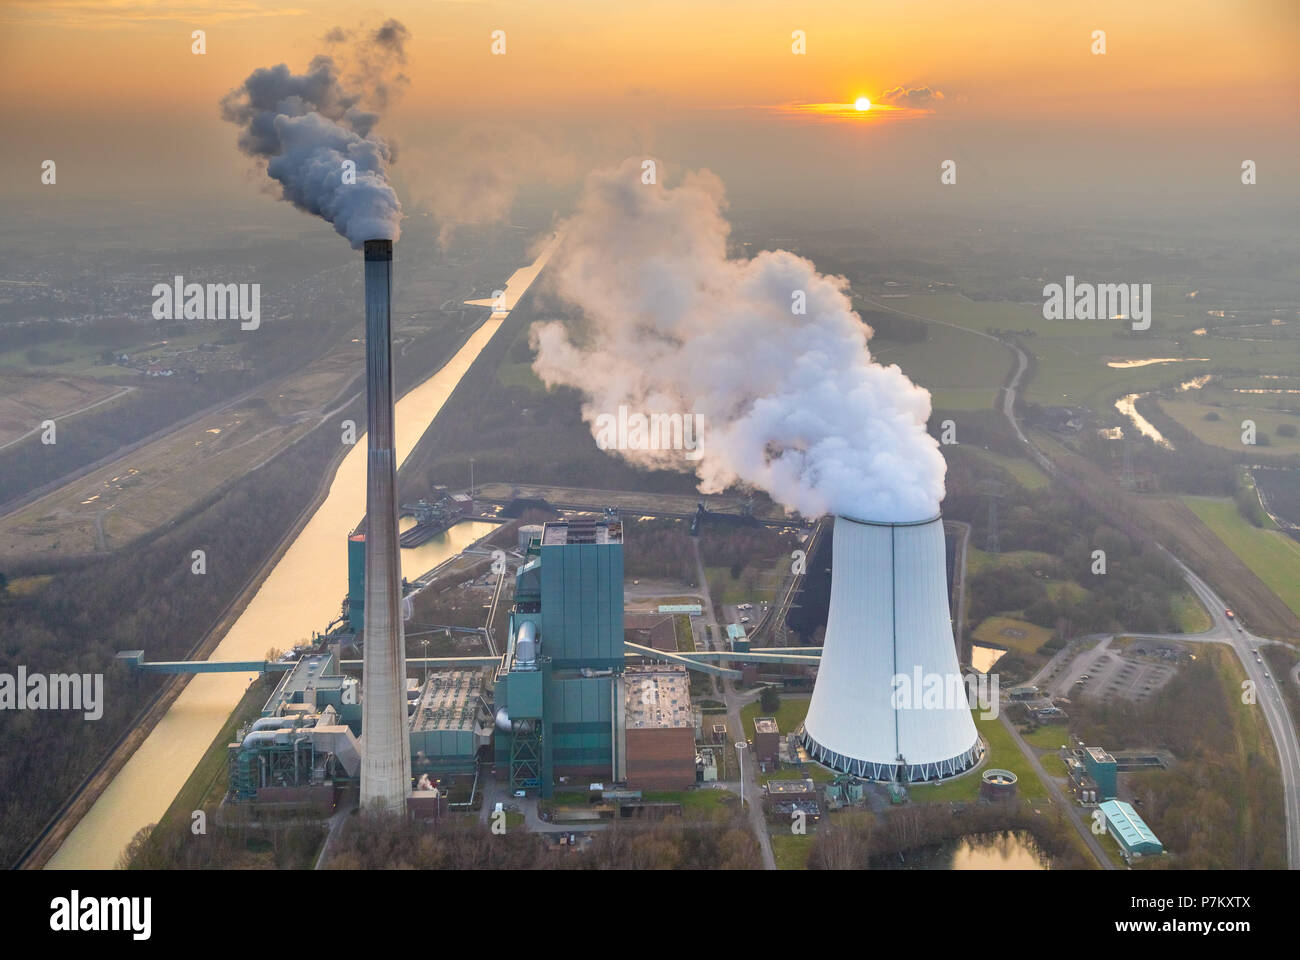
(530, 158, 946, 522)
(220, 21, 407, 247)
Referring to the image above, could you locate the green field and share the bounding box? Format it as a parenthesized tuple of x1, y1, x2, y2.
(909, 712, 1048, 803)
(868, 292, 1300, 414)
(972, 616, 1054, 657)
(1159, 393, 1300, 456)
(869, 320, 1014, 413)
(1183, 496, 1300, 618)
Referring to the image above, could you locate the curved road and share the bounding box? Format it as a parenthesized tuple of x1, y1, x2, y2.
(864, 293, 1300, 870)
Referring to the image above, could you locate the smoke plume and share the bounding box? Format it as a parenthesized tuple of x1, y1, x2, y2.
(530, 158, 946, 522)
(220, 21, 407, 247)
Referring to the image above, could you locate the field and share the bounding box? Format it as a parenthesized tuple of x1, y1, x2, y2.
(868, 319, 1014, 413)
(0, 374, 134, 449)
(862, 292, 1300, 418)
(966, 447, 1051, 490)
(1161, 394, 1300, 455)
(0, 346, 362, 558)
(972, 616, 1054, 657)
(1182, 496, 1300, 620)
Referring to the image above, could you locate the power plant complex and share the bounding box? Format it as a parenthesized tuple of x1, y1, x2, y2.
(126, 243, 989, 826)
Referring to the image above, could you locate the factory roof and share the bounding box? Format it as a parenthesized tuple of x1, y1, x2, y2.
(542, 518, 622, 545)
(624, 664, 692, 729)
(1085, 746, 1116, 765)
(410, 669, 488, 733)
(1098, 800, 1161, 851)
(263, 652, 344, 716)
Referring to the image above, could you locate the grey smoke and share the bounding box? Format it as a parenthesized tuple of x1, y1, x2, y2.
(221, 22, 407, 247)
(530, 158, 946, 522)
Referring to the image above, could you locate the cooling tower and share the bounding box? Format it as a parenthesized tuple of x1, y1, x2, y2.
(359, 238, 411, 810)
(802, 514, 982, 782)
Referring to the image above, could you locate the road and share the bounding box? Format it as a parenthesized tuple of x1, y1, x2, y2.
(692, 537, 777, 869)
(865, 293, 1300, 870)
(1132, 551, 1300, 869)
(998, 713, 1116, 869)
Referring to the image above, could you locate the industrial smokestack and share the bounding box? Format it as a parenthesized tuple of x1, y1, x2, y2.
(802, 514, 982, 782)
(359, 238, 411, 810)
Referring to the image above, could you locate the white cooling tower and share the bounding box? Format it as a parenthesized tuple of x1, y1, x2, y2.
(802, 514, 982, 782)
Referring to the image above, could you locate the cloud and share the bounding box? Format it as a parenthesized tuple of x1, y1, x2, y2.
(876, 86, 947, 108)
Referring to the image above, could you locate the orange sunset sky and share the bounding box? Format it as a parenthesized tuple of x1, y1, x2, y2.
(2, 0, 1298, 223)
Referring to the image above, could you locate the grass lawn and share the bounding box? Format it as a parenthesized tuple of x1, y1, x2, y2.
(972, 616, 1055, 658)
(770, 832, 814, 870)
(674, 614, 695, 652)
(1171, 590, 1213, 633)
(740, 696, 810, 739)
(909, 712, 1048, 804)
(1021, 725, 1071, 752)
(1183, 496, 1300, 618)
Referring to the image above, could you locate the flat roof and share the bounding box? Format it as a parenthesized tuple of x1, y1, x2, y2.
(1085, 746, 1116, 764)
(726, 623, 747, 639)
(410, 669, 488, 733)
(541, 518, 622, 546)
(1099, 800, 1160, 849)
(624, 664, 692, 729)
(766, 778, 815, 795)
(754, 717, 779, 735)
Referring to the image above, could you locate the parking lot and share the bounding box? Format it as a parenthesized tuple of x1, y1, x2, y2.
(1046, 637, 1183, 703)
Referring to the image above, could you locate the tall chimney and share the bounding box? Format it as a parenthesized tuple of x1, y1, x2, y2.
(359, 238, 411, 811)
(802, 514, 982, 782)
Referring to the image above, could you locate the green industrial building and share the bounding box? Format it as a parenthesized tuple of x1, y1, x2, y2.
(1098, 799, 1163, 858)
(1083, 746, 1118, 800)
(493, 514, 628, 797)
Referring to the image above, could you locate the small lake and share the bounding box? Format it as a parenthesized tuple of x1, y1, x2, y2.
(875, 830, 1050, 870)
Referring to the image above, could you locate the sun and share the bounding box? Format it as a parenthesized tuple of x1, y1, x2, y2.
(854, 96, 871, 111)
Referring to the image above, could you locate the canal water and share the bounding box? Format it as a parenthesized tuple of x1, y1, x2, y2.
(47, 236, 558, 869)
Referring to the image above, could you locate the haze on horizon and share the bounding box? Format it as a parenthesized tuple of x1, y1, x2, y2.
(1, 0, 1297, 247)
